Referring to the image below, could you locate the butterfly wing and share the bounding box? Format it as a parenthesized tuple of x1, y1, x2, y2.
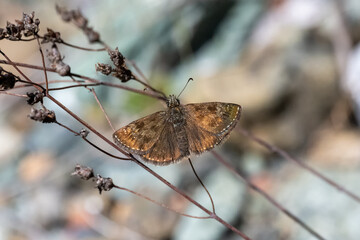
(113, 111, 167, 155)
(140, 121, 183, 165)
(184, 102, 241, 154)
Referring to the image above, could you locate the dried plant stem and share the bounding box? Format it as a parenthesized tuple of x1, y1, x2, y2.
(126, 59, 150, 83)
(237, 128, 360, 204)
(0, 60, 166, 101)
(0, 92, 27, 97)
(90, 88, 115, 131)
(211, 150, 326, 240)
(188, 158, 216, 213)
(35, 35, 49, 93)
(113, 185, 211, 219)
(61, 41, 107, 51)
(0, 51, 43, 93)
(132, 159, 251, 239)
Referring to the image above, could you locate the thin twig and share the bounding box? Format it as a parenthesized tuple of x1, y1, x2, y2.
(55, 121, 130, 161)
(0, 51, 42, 92)
(0, 91, 27, 97)
(113, 184, 211, 219)
(188, 158, 216, 214)
(90, 88, 115, 132)
(35, 35, 49, 93)
(61, 40, 107, 51)
(126, 59, 150, 83)
(237, 128, 360, 204)
(55, 121, 78, 135)
(82, 138, 131, 161)
(211, 150, 326, 240)
(0, 59, 167, 101)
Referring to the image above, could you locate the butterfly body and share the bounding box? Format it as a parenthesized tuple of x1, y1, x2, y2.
(113, 95, 241, 165)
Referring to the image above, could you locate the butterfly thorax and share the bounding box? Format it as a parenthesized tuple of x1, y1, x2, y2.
(166, 95, 189, 157)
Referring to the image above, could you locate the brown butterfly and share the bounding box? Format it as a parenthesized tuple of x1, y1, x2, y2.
(113, 95, 241, 165)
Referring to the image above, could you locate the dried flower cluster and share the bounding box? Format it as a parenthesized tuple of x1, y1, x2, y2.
(71, 164, 114, 194)
(41, 28, 62, 44)
(26, 91, 44, 105)
(47, 44, 71, 76)
(0, 67, 20, 90)
(55, 5, 100, 43)
(96, 48, 135, 82)
(28, 108, 56, 123)
(0, 12, 39, 40)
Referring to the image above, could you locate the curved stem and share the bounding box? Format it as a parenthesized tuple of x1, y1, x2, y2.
(188, 158, 216, 213)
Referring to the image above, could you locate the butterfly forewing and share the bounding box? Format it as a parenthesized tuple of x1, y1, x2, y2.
(184, 102, 241, 136)
(113, 111, 166, 154)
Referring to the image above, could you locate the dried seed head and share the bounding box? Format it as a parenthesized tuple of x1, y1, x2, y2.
(83, 27, 100, 43)
(71, 164, 94, 180)
(47, 44, 70, 76)
(94, 174, 114, 194)
(80, 129, 89, 138)
(26, 91, 44, 105)
(28, 108, 56, 123)
(108, 47, 125, 68)
(0, 68, 17, 90)
(22, 12, 40, 36)
(42, 28, 62, 43)
(55, 5, 100, 43)
(95, 63, 113, 75)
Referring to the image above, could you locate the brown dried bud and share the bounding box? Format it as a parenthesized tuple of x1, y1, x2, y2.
(55, 5, 99, 44)
(0, 28, 5, 40)
(105, 47, 134, 82)
(108, 47, 125, 68)
(94, 174, 114, 194)
(71, 9, 88, 29)
(0, 68, 17, 90)
(83, 27, 100, 43)
(22, 12, 40, 36)
(6, 21, 22, 40)
(28, 108, 56, 123)
(79, 129, 89, 138)
(95, 63, 113, 75)
(42, 28, 62, 43)
(47, 44, 70, 76)
(71, 164, 94, 180)
(26, 91, 44, 105)
(55, 5, 72, 22)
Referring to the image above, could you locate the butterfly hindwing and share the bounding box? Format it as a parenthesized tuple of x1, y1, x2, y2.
(185, 118, 220, 154)
(113, 111, 166, 155)
(140, 121, 182, 165)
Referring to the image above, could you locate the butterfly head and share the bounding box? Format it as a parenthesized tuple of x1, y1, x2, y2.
(166, 95, 180, 108)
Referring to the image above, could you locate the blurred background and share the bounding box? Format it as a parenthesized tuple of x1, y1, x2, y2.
(1, 0, 360, 239)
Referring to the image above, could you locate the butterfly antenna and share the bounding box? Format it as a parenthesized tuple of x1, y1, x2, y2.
(177, 78, 193, 98)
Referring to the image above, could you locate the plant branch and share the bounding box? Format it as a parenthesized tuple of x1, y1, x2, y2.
(237, 128, 360, 204)
(188, 158, 216, 213)
(211, 150, 326, 240)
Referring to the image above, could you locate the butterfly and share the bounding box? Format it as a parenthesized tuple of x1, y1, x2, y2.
(113, 95, 241, 165)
